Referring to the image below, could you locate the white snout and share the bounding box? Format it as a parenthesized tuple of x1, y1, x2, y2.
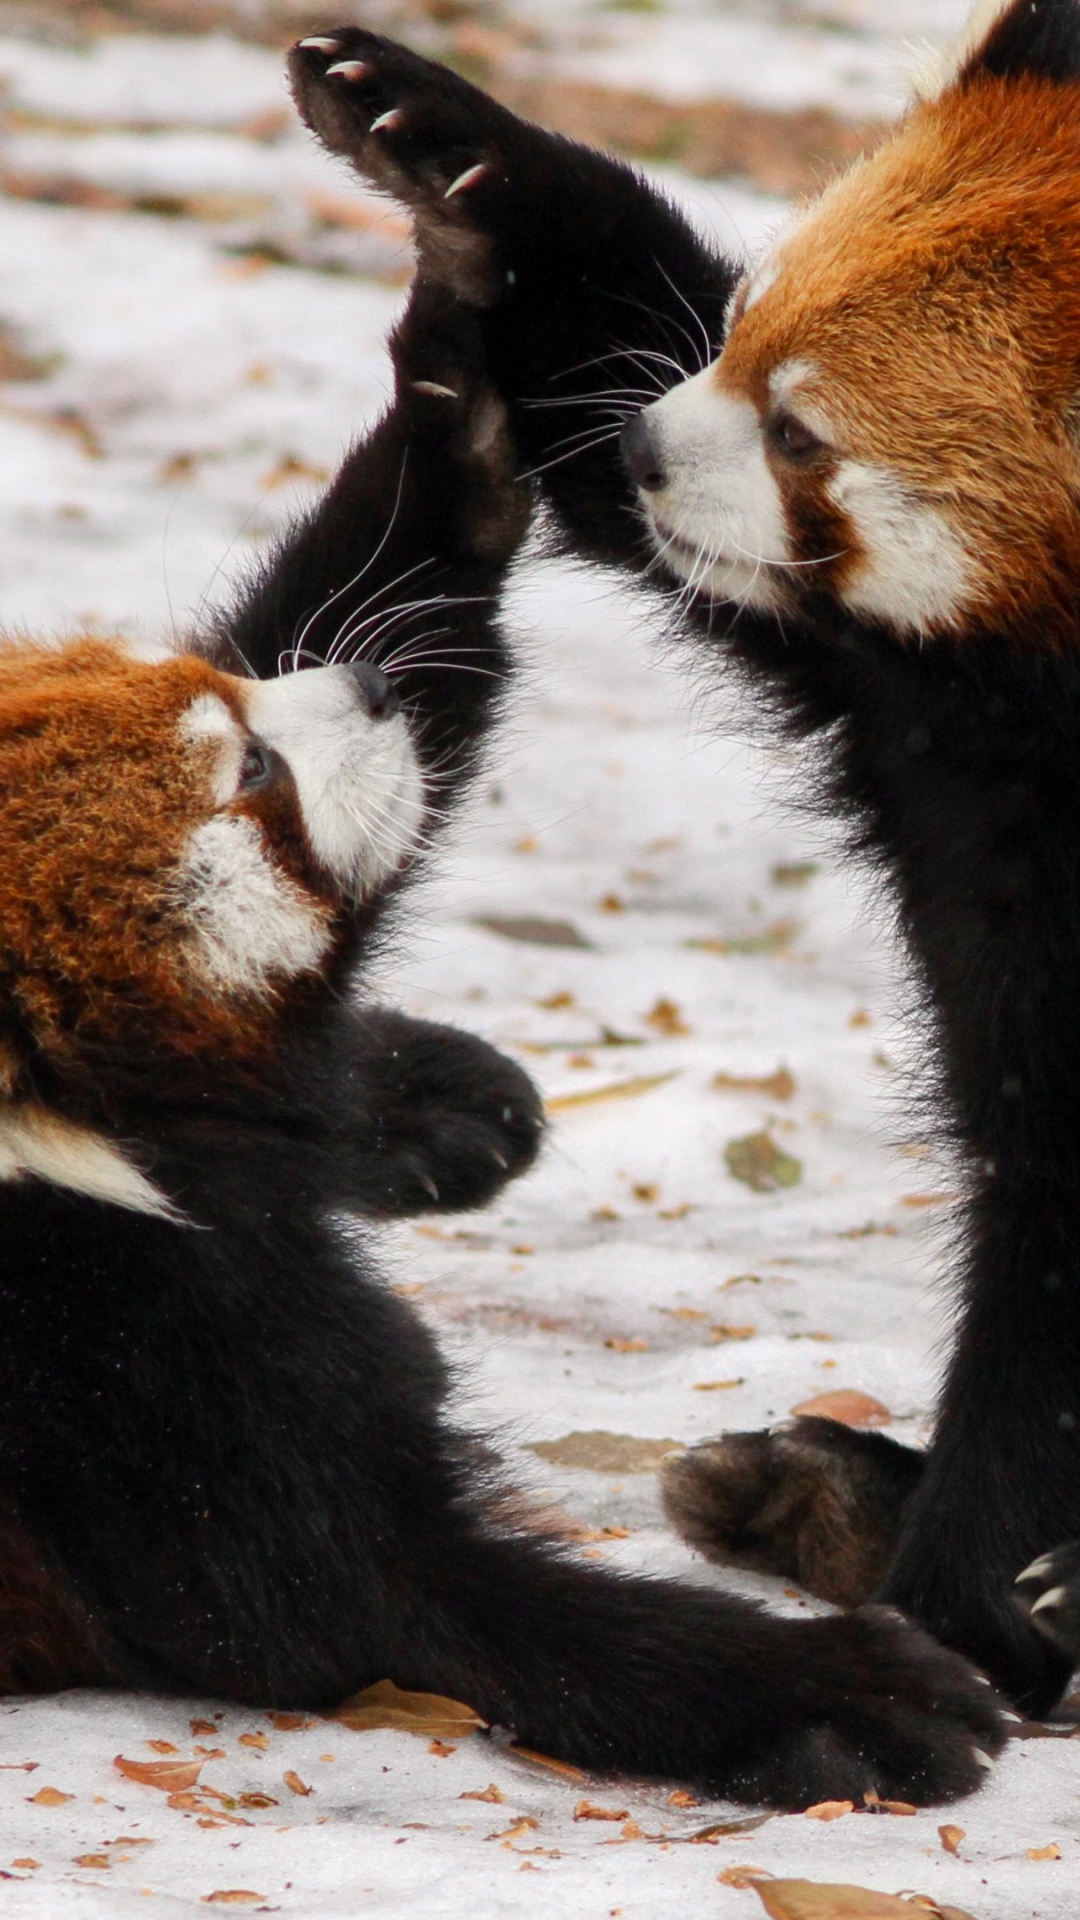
(632, 369, 791, 610)
(246, 665, 425, 895)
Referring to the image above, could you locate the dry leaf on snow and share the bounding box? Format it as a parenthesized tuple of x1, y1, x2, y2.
(474, 915, 591, 949)
(790, 1390, 892, 1428)
(509, 1745, 586, 1781)
(28, 1787, 72, 1806)
(527, 1431, 680, 1474)
(938, 1825, 964, 1855)
(713, 1068, 796, 1100)
(744, 1882, 979, 1920)
(201, 1895, 265, 1908)
(547, 1071, 678, 1114)
(114, 1756, 204, 1792)
(332, 1678, 486, 1739)
(282, 1771, 312, 1797)
(725, 1131, 802, 1192)
(574, 1800, 628, 1822)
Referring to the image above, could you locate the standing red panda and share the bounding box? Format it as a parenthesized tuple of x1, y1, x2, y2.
(289, 0, 1080, 1716)
(0, 277, 1002, 1800)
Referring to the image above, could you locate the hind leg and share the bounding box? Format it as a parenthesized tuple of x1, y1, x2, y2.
(662, 1417, 925, 1608)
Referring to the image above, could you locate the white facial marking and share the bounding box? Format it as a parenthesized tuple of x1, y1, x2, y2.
(634, 366, 790, 608)
(829, 460, 971, 634)
(0, 1106, 180, 1219)
(178, 813, 332, 993)
(181, 692, 244, 804)
(244, 666, 424, 895)
(912, 0, 1012, 100)
(769, 358, 817, 413)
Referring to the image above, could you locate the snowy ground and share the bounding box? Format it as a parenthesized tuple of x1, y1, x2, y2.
(0, 15, 1078, 1919)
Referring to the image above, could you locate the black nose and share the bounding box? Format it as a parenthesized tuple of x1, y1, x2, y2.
(621, 410, 667, 493)
(348, 659, 399, 721)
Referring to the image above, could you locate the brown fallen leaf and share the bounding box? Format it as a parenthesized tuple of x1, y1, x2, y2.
(429, 1740, 456, 1758)
(574, 1800, 629, 1822)
(460, 1784, 506, 1805)
(332, 1678, 487, 1739)
(238, 1792, 278, 1809)
(190, 1719, 218, 1737)
(474, 914, 591, 949)
(694, 1378, 745, 1391)
(725, 1131, 803, 1193)
(900, 1191, 959, 1210)
(605, 1336, 648, 1353)
(746, 1883, 979, 1919)
(719, 1866, 773, 1886)
(546, 1071, 678, 1114)
(282, 1771, 312, 1797)
(12, 1860, 39, 1870)
(710, 1323, 756, 1342)
(509, 1746, 587, 1781)
(1028, 1843, 1062, 1860)
(202, 1896, 265, 1908)
(268, 1712, 315, 1732)
(669, 1790, 698, 1808)
(28, 1787, 73, 1807)
(804, 1800, 854, 1821)
(526, 1431, 681, 1474)
(238, 1732, 268, 1752)
(790, 1390, 892, 1428)
(73, 1855, 110, 1869)
(689, 919, 798, 956)
(490, 1817, 540, 1841)
(115, 1756, 205, 1792)
(644, 996, 690, 1036)
(147, 1740, 179, 1755)
(939, 1825, 965, 1855)
(713, 1068, 796, 1101)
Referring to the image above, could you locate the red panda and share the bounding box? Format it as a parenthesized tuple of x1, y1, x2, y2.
(0, 257, 1002, 1804)
(290, 0, 1080, 1717)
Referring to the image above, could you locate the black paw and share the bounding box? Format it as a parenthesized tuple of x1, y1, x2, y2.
(1015, 1541, 1080, 1661)
(359, 1012, 545, 1217)
(738, 1607, 1006, 1809)
(661, 1417, 924, 1609)
(290, 31, 510, 303)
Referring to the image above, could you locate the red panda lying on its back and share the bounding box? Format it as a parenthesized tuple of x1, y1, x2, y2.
(290, 0, 1080, 1717)
(0, 275, 1002, 1802)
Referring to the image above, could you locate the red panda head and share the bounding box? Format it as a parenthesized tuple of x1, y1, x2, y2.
(631, 0, 1080, 644)
(0, 637, 423, 1076)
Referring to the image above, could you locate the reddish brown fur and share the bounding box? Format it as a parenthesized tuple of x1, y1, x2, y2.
(719, 73, 1080, 640)
(0, 638, 326, 1079)
(0, 1514, 125, 1692)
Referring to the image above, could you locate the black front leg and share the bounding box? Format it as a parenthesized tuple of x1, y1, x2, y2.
(205, 280, 529, 800)
(289, 32, 737, 572)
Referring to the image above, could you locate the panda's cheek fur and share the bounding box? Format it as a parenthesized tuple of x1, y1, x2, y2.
(172, 812, 334, 998)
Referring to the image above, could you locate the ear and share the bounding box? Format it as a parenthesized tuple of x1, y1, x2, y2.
(918, 0, 1080, 100)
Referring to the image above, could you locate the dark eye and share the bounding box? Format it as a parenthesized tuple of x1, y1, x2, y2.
(238, 740, 273, 791)
(769, 412, 824, 463)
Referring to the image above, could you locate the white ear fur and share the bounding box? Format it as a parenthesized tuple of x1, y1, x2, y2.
(911, 0, 1014, 102)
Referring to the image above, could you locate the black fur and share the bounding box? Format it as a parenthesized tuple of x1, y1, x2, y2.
(963, 0, 1080, 89)
(0, 267, 1005, 1804)
(291, 28, 1080, 1714)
